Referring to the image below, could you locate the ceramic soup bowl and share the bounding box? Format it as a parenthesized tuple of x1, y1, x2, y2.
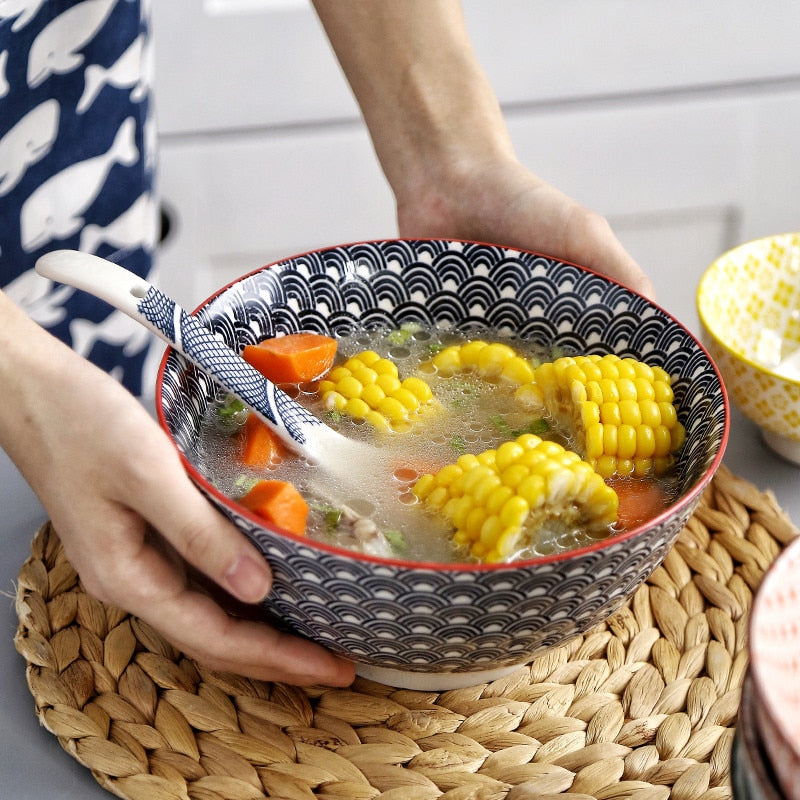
(157, 239, 728, 690)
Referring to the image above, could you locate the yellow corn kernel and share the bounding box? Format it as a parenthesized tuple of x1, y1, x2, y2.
(357, 350, 382, 366)
(639, 399, 661, 428)
(361, 383, 386, 408)
(323, 391, 347, 411)
(412, 473, 435, 499)
(653, 366, 671, 384)
(465, 507, 488, 538)
(515, 382, 545, 410)
(501, 463, 531, 489)
(486, 485, 514, 515)
(617, 424, 637, 460)
(517, 473, 546, 507)
(458, 340, 488, 367)
(600, 402, 622, 426)
(434, 464, 463, 487)
(501, 356, 536, 385)
(392, 387, 421, 412)
(402, 376, 434, 403)
(376, 396, 407, 422)
(616, 378, 638, 401)
(499, 495, 529, 528)
(619, 399, 642, 427)
(585, 381, 604, 404)
(477, 342, 516, 377)
(496, 526, 524, 559)
(375, 373, 402, 394)
(635, 424, 656, 459)
(327, 365, 352, 382)
(344, 397, 370, 419)
(585, 422, 604, 460)
(598, 360, 620, 380)
(365, 410, 389, 431)
(350, 366, 378, 386)
(372, 358, 399, 377)
(431, 346, 462, 376)
(634, 378, 655, 400)
(653, 425, 672, 458)
(495, 440, 526, 471)
(602, 423, 617, 456)
(449, 496, 474, 529)
(658, 402, 677, 428)
(478, 515, 503, 546)
(336, 375, 363, 399)
(472, 473, 502, 505)
(318, 379, 337, 395)
(670, 422, 686, 452)
(616, 458, 635, 477)
(426, 486, 449, 510)
(599, 378, 620, 402)
(456, 453, 481, 472)
(595, 455, 617, 478)
(579, 401, 601, 428)
(654, 382, 674, 403)
(617, 359, 637, 380)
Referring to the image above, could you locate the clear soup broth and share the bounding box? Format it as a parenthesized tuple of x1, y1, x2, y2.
(197, 324, 678, 564)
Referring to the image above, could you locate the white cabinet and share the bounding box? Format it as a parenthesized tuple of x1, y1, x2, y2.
(151, 1, 800, 337)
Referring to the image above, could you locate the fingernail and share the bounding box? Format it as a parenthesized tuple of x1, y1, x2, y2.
(225, 555, 271, 602)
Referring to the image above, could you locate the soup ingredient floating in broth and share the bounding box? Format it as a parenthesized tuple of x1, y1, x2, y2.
(413, 434, 618, 564)
(427, 339, 536, 385)
(238, 479, 309, 536)
(242, 332, 338, 384)
(515, 354, 685, 478)
(319, 350, 437, 430)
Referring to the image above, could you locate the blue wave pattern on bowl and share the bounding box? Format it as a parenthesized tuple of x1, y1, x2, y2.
(158, 240, 727, 674)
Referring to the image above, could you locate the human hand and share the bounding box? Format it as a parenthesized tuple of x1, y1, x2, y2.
(0, 299, 354, 686)
(395, 155, 654, 300)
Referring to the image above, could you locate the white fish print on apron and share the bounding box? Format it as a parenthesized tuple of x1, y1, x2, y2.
(20, 115, 139, 252)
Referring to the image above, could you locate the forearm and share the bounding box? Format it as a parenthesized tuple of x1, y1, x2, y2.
(0, 290, 65, 475)
(312, 0, 515, 196)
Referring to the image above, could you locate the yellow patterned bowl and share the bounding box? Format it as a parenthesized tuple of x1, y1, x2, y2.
(697, 233, 800, 464)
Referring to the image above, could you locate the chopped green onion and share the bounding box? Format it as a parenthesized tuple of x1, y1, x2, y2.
(491, 415, 513, 436)
(234, 474, 259, 494)
(450, 435, 467, 453)
(491, 414, 549, 438)
(386, 322, 422, 346)
(309, 501, 343, 531)
(384, 529, 407, 553)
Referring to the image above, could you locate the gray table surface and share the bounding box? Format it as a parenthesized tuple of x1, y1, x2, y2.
(2, 355, 798, 799)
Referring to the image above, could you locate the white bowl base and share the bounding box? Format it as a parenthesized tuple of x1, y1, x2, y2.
(762, 429, 800, 466)
(355, 661, 527, 691)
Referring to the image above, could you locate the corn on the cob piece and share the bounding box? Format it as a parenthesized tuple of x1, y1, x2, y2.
(413, 433, 618, 564)
(427, 340, 536, 386)
(515, 354, 685, 478)
(318, 350, 436, 431)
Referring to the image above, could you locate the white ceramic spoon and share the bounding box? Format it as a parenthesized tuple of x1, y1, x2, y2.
(35, 249, 377, 489)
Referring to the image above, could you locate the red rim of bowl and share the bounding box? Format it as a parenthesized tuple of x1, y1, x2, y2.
(155, 238, 730, 573)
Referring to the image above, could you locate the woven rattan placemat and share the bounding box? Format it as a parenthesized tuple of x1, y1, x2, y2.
(14, 464, 799, 800)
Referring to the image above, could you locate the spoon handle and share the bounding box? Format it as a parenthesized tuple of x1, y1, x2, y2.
(35, 250, 321, 455)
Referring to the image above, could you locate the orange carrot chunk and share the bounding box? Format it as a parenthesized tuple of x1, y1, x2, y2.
(611, 478, 670, 530)
(242, 332, 337, 384)
(238, 479, 309, 536)
(241, 413, 287, 468)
